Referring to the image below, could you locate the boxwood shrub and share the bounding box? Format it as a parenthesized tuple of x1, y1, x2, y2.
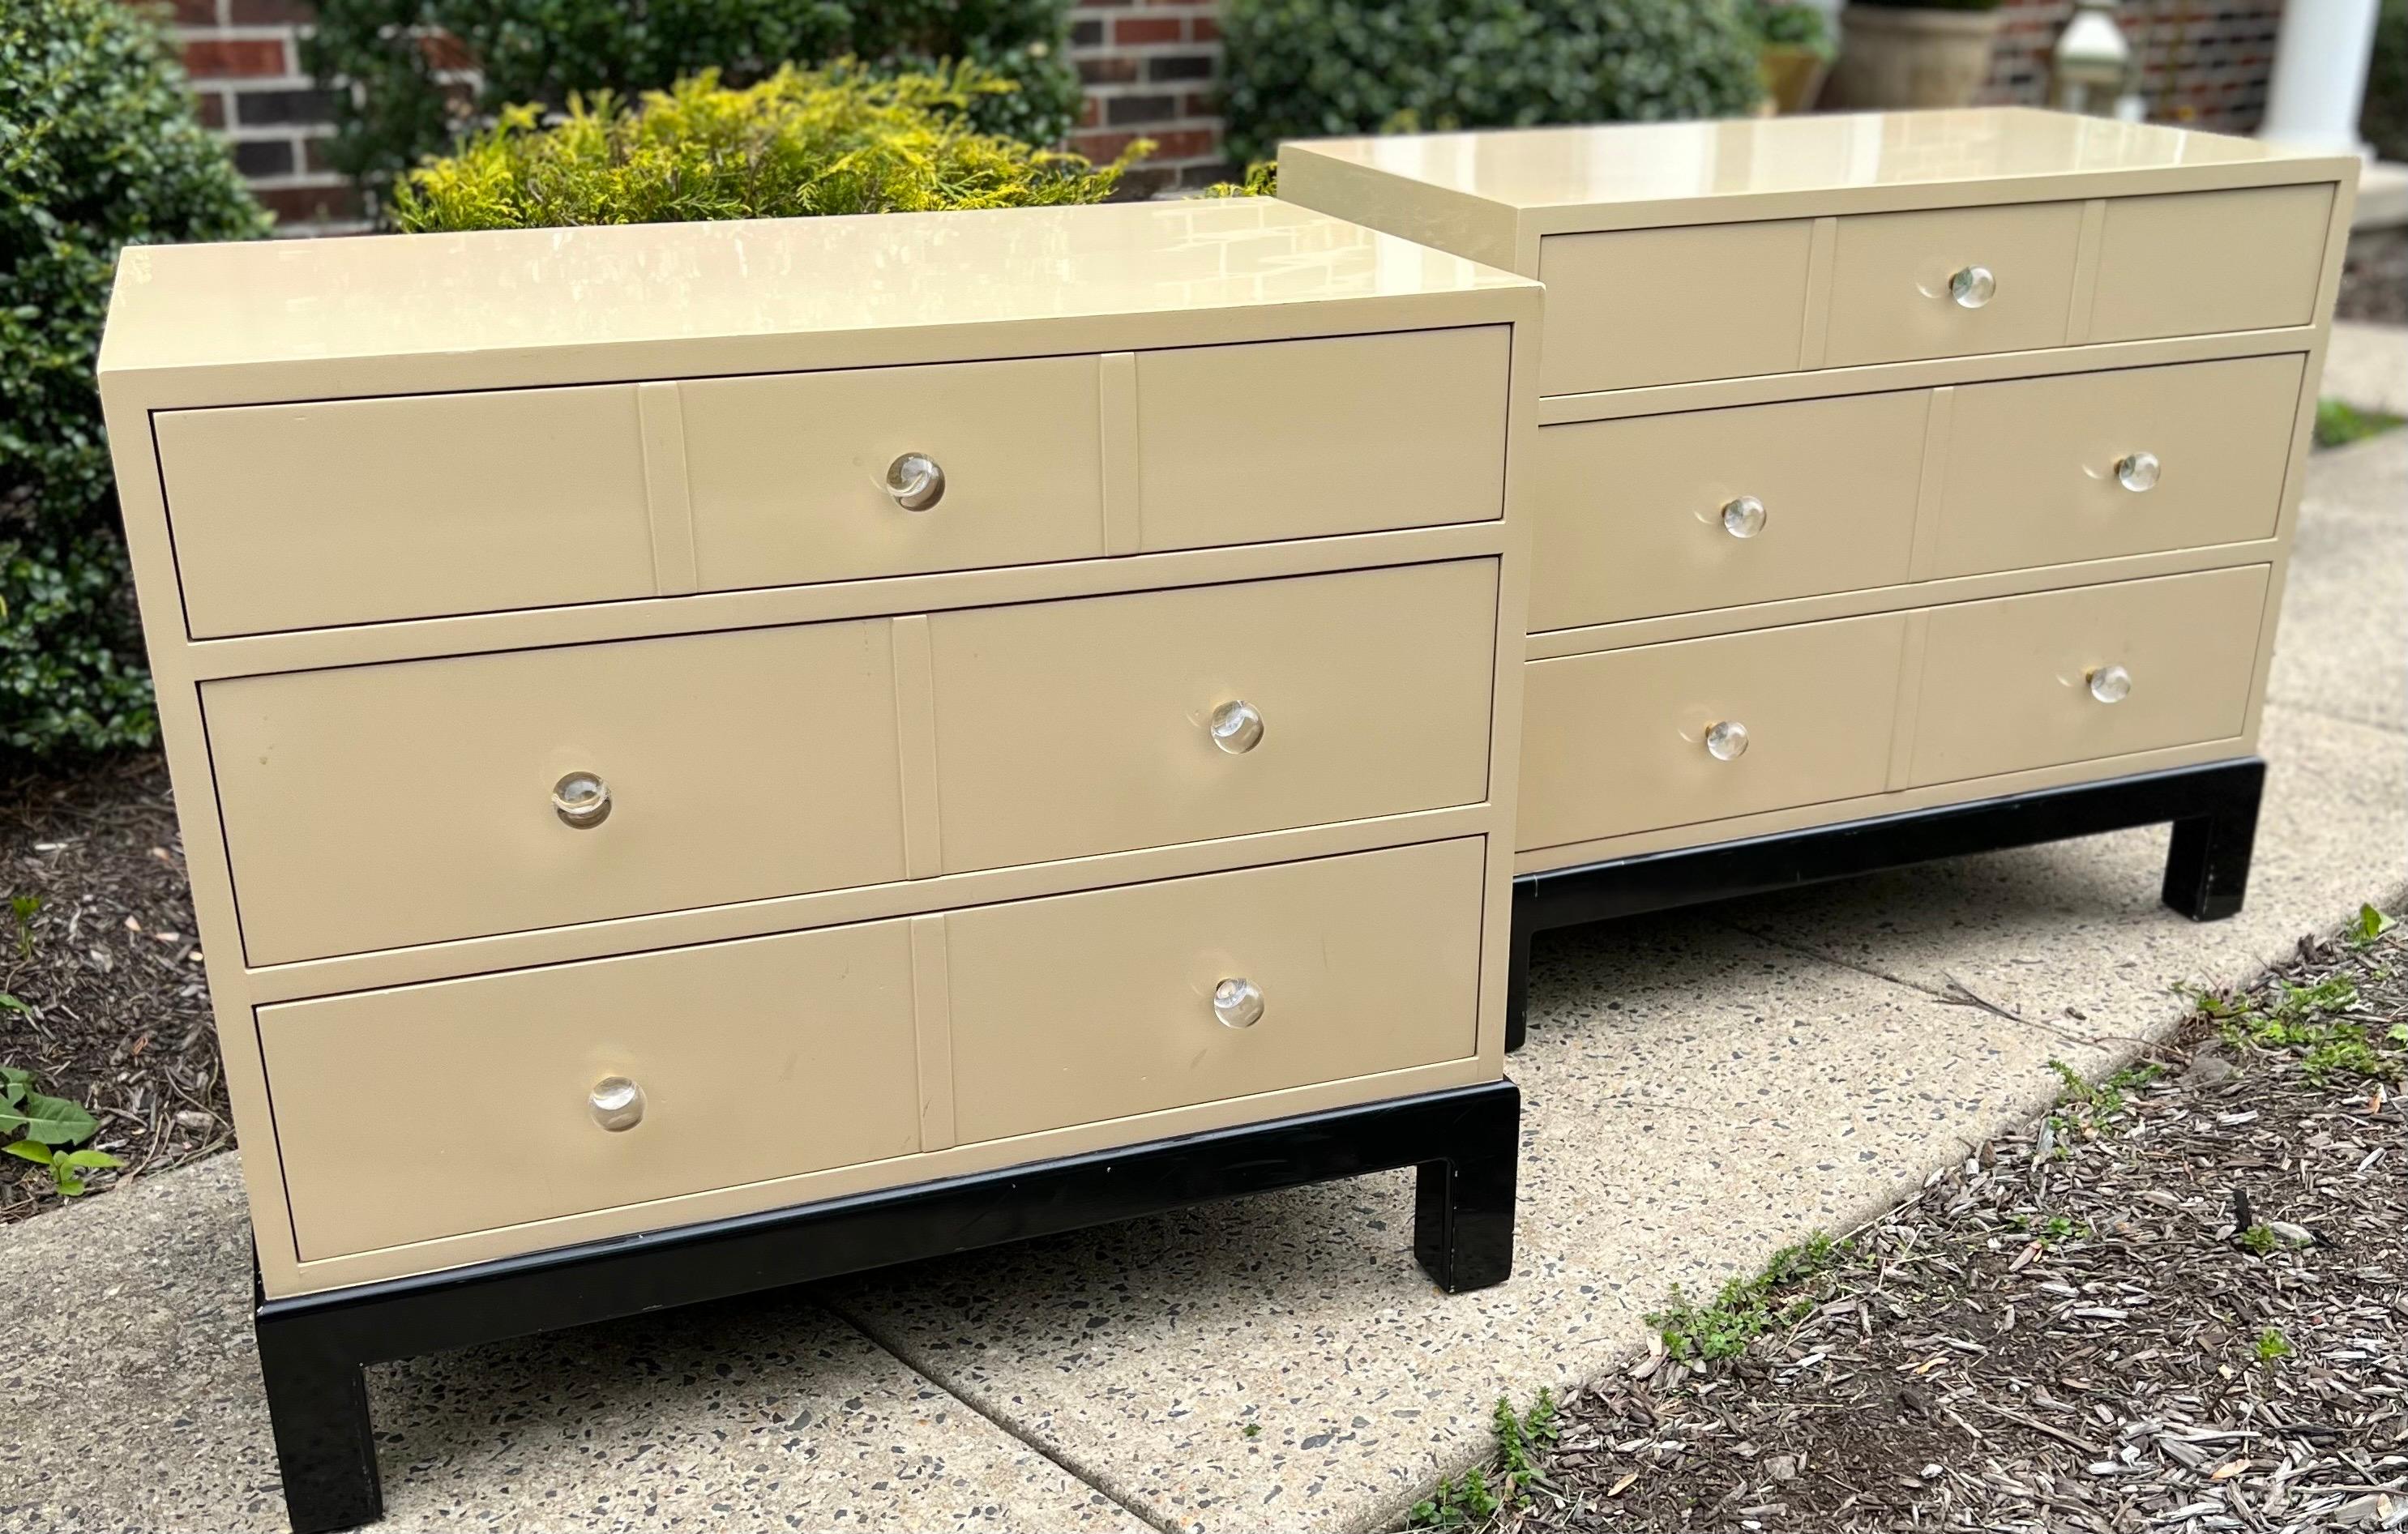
(304, 0, 1081, 209)
(1221, 0, 1768, 165)
(392, 64, 1144, 232)
(1, 0, 270, 761)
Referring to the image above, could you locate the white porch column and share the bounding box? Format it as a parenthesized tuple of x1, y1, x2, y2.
(2259, 0, 2382, 156)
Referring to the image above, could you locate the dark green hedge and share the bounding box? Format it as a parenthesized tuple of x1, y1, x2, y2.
(1221, 0, 1767, 165)
(2368, 0, 2407, 165)
(1, 0, 270, 761)
(302, 0, 1081, 208)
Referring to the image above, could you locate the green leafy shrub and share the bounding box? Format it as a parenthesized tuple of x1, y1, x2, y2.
(1852, 0, 2003, 11)
(1220, 0, 1766, 165)
(2368, 0, 2408, 165)
(1, 0, 270, 761)
(305, 0, 1080, 209)
(1748, 0, 1837, 59)
(393, 64, 1143, 233)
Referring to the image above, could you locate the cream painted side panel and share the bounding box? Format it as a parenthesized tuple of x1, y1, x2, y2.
(1931, 355, 2303, 577)
(157, 387, 654, 637)
(1133, 327, 1509, 549)
(2089, 184, 2334, 343)
(682, 356, 1106, 592)
(1910, 566, 2269, 786)
(262, 918, 919, 1260)
(945, 838, 1484, 1143)
(928, 561, 1498, 872)
(1518, 613, 1908, 849)
(1531, 390, 1925, 630)
(1824, 201, 2083, 367)
(207, 623, 906, 964)
(1536, 221, 1813, 393)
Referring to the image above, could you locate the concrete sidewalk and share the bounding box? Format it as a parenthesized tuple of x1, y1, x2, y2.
(7, 348, 2404, 1534)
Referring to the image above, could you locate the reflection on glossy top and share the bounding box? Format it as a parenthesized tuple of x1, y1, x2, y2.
(1290, 107, 2333, 209)
(101, 197, 1529, 374)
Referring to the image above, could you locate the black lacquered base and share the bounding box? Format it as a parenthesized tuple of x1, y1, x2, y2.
(1506, 758, 2266, 1051)
(253, 1078, 1521, 1533)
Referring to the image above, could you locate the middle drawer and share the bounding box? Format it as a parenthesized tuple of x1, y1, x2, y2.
(207, 561, 1499, 965)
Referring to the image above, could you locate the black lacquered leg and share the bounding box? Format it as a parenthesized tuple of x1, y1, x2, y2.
(1504, 880, 1535, 1055)
(1413, 1081, 1521, 1293)
(2162, 769, 2262, 921)
(254, 1309, 382, 1534)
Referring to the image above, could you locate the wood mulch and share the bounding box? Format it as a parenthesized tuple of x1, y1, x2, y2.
(1462, 917, 2408, 1533)
(2340, 229, 2408, 326)
(1, 751, 229, 1223)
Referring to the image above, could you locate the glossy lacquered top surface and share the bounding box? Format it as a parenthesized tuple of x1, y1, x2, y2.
(100, 196, 1531, 377)
(1286, 107, 2348, 211)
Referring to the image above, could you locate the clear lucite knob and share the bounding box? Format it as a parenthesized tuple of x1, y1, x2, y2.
(551, 771, 611, 828)
(2115, 451, 2160, 493)
(885, 452, 946, 511)
(588, 1075, 644, 1131)
(1705, 720, 1750, 761)
(1722, 495, 1767, 539)
(1213, 977, 1265, 1029)
(1948, 265, 1996, 309)
(1209, 699, 1264, 754)
(2087, 664, 2132, 704)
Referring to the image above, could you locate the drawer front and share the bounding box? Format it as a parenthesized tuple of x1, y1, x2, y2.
(2090, 185, 2334, 344)
(208, 624, 906, 965)
(1932, 355, 2303, 579)
(1519, 615, 1907, 850)
(262, 919, 919, 1260)
(1532, 391, 1927, 630)
(947, 839, 1483, 1143)
(1910, 566, 2268, 786)
(928, 560, 1499, 872)
(1134, 327, 1509, 549)
(1538, 221, 1813, 394)
(682, 357, 1105, 592)
(158, 387, 655, 638)
(1824, 202, 2083, 369)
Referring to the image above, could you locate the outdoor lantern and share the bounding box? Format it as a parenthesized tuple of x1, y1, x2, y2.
(2052, 0, 2142, 118)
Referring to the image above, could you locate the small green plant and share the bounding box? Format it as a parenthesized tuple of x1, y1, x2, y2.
(2315, 398, 2406, 449)
(1649, 1233, 1846, 1364)
(1410, 1467, 1499, 1529)
(2347, 903, 2396, 947)
(1240, 1422, 1261, 1439)
(9, 894, 39, 959)
(2205, 968, 2402, 1084)
(1746, 0, 1837, 58)
(2047, 1058, 2160, 1122)
(2239, 1223, 2277, 1255)
(1407, 1391, 1559, 1528)
(392, 62, 1147, 233)
(2, 1065, 122, 1197)
(2254, 1326, 2292, 1365)
(1198, 161, 1279, 199)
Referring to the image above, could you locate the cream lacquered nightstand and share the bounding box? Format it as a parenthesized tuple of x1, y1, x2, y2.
(1281, 108, 2359, 1045)
(97, 198, 1539, 1532)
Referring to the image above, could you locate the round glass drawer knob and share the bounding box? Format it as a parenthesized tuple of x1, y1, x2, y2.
(588, 1075, 645, 1131)
(2087, 664, 2133, 704)
(885, 452, 946, 511)
(1722, 495, 1767, 539)
(1209, 699, 1265, 754)
(552, 771, 611, 828)
(2115, 451, 2160, 493)
(1948, 264, 1996, 308)
(1213, 977, 1265, 1029)
(1705, 720, 1751, 761)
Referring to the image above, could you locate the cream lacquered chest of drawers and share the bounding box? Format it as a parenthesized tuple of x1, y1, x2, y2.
(1282, 108, 2359, 1044)
(96, 199, 1539, 1532)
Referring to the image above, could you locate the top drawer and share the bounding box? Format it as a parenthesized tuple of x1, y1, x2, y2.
(156, 329, 1510, 638)
(1529, 183, 2336, 394)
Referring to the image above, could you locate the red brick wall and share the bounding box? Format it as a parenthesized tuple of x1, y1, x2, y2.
(1067, 0, 1233, 194)
(159, 0, 362, 229)
(1982, 0, 2285, 133)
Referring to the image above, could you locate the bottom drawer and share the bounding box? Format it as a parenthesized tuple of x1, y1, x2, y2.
(1519, 615, 1909, 851)
(945, 838, 1486, 1143)
(1910, 566, 2268, 786)
(262, 921, 922, 1261)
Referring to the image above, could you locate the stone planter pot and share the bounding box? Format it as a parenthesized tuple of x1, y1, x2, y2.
(1824, 6, 2006, 109)
(1758, 45, 1832, 113)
